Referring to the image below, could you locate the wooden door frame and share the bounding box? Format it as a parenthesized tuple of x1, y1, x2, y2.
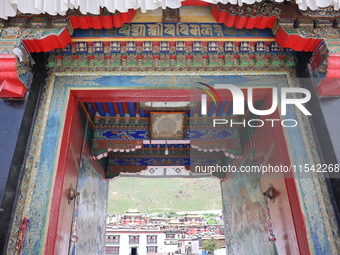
(37, 74, 323, 255)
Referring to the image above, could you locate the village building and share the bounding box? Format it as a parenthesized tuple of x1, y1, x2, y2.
(105, 212, 225, 255)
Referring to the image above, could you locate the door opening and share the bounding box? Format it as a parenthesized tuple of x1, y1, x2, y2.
(48, 85, 308, 255)
(131, 247, 137, 255)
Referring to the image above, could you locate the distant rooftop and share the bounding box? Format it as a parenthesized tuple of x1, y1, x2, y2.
(125, 209, 141, 215)
(184, 212, 203, 217)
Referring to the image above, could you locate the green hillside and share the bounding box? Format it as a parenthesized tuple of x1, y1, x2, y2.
(107, 177, 222, 214)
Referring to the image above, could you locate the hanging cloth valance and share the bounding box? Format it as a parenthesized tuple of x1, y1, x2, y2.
(91, 140, 143, 159)
(1, 0, 340, 20)
(191, 139, 242, 158)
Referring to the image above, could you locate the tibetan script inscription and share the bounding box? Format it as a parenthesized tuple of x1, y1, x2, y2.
(73, 23, 274, 38)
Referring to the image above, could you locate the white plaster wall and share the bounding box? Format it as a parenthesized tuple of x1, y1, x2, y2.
(156, 233, 166, 254)
(139, 234, 147, 254)
(164, 244, 178, 254)
(120, 233, 130, 255)
(214, 248, 226, 255)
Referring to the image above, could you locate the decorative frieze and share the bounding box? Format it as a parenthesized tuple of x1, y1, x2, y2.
(47, 38, 294, 68)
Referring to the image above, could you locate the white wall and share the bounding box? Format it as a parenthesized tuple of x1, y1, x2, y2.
(119, 233, 130, 255)
(164, 244, 178, 254)
(214, 248, 226, 255)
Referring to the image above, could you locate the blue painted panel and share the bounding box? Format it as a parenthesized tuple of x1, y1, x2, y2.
(127, 102, 136, 117)
(189, 109, 197, 117)
(95, 102, 106, 117)
(226, 102, 233, 117)
(116, 102, 125, 117)
(89, 103, 96, 115)
(207, 102, 217, 117)
(106, 102, 116, 117)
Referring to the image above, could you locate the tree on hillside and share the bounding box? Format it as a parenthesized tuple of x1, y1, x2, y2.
(164, 211, 178, 218)
(203, 213, 220, 224)
(202, 237, 220, 255)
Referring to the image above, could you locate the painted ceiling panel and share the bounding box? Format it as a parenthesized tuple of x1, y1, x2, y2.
(88, 101, 234, 118)
(84, 95, 265, 178)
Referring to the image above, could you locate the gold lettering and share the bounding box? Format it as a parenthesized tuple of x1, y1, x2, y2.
(158, 23, 163, 36)
(252, 28, 258, 36)
(95, 29, 103, 36)
(201, 25, 213, 36)
(238, 28, 249, 35)
(164, 24, 175, 36)
(118, 24, 131, 36)
(224, 27, 237, 36)
(147, 24, 162, 36)
(131, 24, 146, 37)
(177, 23, 189, 36)
(189, 24, 201, 36)
(213, 25, 223, 37)
(105, 28, 116, 36)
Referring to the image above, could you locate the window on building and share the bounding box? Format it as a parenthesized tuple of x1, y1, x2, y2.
(105, 246, 119, 255)
(146, 246, 157, 253)
(147, 235, 157, 244)
(129, 235, 139, 244)
(107, 235, 120, 243)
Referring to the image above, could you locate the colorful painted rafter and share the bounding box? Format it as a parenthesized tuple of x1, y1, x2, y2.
(47, 25, 295, 68)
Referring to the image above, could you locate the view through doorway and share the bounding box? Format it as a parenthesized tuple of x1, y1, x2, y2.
(105, 176, 224, 255)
